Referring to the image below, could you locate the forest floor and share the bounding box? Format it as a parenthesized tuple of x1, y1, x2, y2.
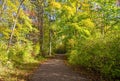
(0, 59, 45, 81)
(28, 54, 89, 81)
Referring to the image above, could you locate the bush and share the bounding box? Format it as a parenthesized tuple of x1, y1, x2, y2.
(32, 43, 40, 57)
(0, 42, 14, 74)
(8, 42, 35, 64)
(68, 32, 120, 80)
(0, 42, 8, 65)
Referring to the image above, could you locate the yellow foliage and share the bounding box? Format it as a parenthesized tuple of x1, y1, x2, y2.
(62, 5, 75, 18)
(50, 1, 61, 9)
(68, 39, 76, 47)
(71, 23, 81, 30)
(0, 27, 10, 39)
(7, 0, 18, 11)
(82, 3, 89, 7)
(82, 19, 95, 28)
(80, 1, 90, 12)
(84, 29, 91, 36)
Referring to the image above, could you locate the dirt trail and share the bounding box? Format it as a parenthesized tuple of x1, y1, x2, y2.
(29, 54, 89, 81)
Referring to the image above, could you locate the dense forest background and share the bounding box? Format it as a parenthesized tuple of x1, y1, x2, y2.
(0, 0, 120, 81)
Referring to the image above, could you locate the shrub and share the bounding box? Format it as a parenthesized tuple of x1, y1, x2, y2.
(68, 32, 120, 80)
(32, 43, 40, 57)
(8, 42, 35, 64)
(0, 42, 8, 65)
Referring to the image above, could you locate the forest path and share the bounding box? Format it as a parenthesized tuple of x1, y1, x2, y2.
(29, 54, 89, 81)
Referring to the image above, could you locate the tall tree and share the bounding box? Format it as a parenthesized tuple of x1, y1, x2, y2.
(8, 0, 25, 49)
(34, 0, 44, 56)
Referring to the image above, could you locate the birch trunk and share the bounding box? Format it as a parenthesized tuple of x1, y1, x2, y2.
(8, 0, 25, 49)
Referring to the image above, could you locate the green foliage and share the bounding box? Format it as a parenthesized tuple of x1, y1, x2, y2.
(68, 32, 120, 79)
(8, 42, 37, 64)
(0, 42, 8, 67)
(33, 43, 40, 57)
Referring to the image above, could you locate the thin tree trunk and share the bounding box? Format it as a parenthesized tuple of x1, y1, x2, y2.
(49, 27, 52, 56)
(7, 0, 25, 49)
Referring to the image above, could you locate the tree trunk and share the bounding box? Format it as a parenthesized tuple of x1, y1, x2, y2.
(39, 6, 44, 56)
(49, 28, 52, 56)
(36, 0, 44, 56)
(7, 0, 25, 49)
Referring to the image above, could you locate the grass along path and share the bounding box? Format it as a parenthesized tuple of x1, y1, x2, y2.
(0, 59, 45, 81)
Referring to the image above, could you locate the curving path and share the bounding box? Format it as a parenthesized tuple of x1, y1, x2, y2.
(29, 55, 89, 81)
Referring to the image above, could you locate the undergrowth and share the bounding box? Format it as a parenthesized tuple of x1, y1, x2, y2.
(0, 42, 45, 81)
(68, 32, 120, 81)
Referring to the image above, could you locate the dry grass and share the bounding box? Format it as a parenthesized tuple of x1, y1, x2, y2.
(0, 61, 44, 81)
